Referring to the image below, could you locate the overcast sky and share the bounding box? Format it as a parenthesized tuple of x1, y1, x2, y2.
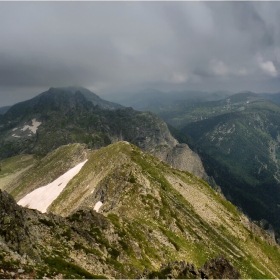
(1, 1, 280, 106)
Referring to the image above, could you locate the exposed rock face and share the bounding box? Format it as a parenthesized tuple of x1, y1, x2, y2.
(157, 143, 208, 180)
(199, 255, 241, 279)
(143, 260, 199, 279)
(0, 190, 42, 262)
(128, 113, 208, 180)
(143, 255, 241, 279)
(259, 219, 276, 242)
(0, 189, 123, 279)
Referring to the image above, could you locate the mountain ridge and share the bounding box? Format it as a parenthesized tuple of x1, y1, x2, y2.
(0, 87, 209, 182)
(1, 142, 280, 278)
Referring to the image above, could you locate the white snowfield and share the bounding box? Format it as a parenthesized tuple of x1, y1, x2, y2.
(17, 160, 88, 213)
(94, 201, 103, 212)
(21, 119, 41, 134)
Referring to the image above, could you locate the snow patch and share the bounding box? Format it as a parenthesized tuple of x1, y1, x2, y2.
(94, 201, 103, 212)
(21, 119, 41, 134)
(17, 160, 87, 213)
(12, 127, 18, 131)
(12, 134, 21, 138)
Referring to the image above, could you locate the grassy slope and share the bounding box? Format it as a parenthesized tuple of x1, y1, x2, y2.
(2, 143, 90, 200)
(3, 142, 280, 278)
(0, 154, 38, 190)
(48, 143, 280, 278)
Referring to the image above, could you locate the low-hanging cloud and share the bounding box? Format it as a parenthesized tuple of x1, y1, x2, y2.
(1, 1, 280, 106)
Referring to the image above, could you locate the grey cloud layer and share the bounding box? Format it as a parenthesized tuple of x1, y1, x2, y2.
(1, 2, 280, 105)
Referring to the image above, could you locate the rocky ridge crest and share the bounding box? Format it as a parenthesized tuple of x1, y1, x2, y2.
(1, 142, 279, 278)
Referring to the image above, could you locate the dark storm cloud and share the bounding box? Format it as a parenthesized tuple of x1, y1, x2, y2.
(1, 1, 280, 106)
(0, 53, 92, 87)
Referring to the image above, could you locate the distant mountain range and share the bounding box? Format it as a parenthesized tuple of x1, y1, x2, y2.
(107, 88, 233, 112)
(260, 92, 280, 106)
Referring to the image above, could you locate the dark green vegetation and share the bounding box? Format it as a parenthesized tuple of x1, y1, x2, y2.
(181, 97, 280, 228)
(57, 86, 124, 110)
(261, 92, 280, 107)
(0, 87, 174, 160)
(1, 142, 279, 278)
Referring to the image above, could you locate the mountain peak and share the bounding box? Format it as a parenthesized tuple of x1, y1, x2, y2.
(228, 91, 261, 103)
(56, 86, 125, 110)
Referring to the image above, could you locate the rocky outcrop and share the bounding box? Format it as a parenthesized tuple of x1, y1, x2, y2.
(0, 190, 42, 262)
(112, 109, 209, 180)
(141, 261, 199, 279)
(0, 189, 122, 278)
(199, 255, 241, 279)
(142, 255, 240, 279)
(167, 144, 205, 176)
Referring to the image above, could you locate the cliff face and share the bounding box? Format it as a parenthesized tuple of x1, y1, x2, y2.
(117, 111, 208, 180)
(170, 144, 209, 181)
(1, 142, 279, 279)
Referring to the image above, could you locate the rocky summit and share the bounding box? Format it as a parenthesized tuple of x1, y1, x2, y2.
(0, 142, 280, 279)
